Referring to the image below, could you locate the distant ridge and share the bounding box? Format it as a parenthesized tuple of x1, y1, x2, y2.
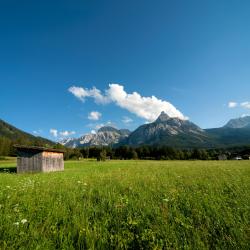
(224, 116, 250, 129)
(205, 116, 250, 147)
(60, 126, 131, 148)
(61, 114, 250, 149)
(3, 114, 250, 150)
(0, 119, 54, 147)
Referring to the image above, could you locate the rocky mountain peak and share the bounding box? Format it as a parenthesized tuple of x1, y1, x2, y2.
(61, 126, 131, 148)
(224, 116, 250, 129)
(155, 111, 171, 123)
(125, 111, 207, 147)
(97, 126, 119, 133)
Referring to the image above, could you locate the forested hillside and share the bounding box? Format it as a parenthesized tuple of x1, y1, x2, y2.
(0, 119, 54, 155)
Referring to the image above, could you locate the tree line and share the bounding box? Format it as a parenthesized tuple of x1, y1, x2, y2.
(62, 145, 250, 161)
(1, 137, 249, 161)
(0, 136, 53, 156)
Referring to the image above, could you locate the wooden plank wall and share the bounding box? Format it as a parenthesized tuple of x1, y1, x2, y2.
(17, 152, 43, 173)
(17, 150, 64, 173)
(41, 152, 64, 172)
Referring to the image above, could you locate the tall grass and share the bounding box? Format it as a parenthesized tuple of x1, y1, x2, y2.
(0, 160, 249, 249)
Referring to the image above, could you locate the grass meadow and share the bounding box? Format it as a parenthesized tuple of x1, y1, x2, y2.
(0, 159, 249, 249)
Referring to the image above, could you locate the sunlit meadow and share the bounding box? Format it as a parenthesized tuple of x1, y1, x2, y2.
(0, 159, 249, 249)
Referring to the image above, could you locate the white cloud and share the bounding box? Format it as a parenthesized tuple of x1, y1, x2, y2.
(69, 83, 186, 122)
(91, 130, 96, 134)
(227, 101, 250, 109)
(241, 102, 250, 109)
(50, 129, 75, 138)
(107, 84, 186, 122)
(50, 129, 58, 137)
(68, 86, 110, 104)
(228, 101, 238, 108)
(68, 86, 88, 101)
(122, 116, 133, 124)
(88, 111, 102, 121)
(59, 131, 76, 137)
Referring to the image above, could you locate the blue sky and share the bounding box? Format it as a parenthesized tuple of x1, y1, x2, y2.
(1, 0, 250, 141)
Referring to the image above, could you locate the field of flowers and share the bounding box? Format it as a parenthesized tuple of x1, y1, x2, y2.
(0, 159, 249, 249)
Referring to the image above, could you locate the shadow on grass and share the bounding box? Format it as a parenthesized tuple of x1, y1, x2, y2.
(0, 166, 17, 173)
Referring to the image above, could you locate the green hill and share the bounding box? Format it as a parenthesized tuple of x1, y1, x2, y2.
(205, 127, 250, 147)
(0, 119, 54, 155)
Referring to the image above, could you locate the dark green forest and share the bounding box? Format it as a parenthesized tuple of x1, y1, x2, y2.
(0, 119, 54, 156)
(63, 145, 250, 161)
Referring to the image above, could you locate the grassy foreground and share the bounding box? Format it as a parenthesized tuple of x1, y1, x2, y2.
(0, 159, 249, 249)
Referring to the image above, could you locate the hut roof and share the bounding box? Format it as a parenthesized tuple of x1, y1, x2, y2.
(14, 145, 65, 153)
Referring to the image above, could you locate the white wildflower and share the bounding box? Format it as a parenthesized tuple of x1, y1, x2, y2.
(13, 207, 19, 212)
(21, 219, 27, 224)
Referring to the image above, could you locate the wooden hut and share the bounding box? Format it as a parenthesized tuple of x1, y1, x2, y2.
(15, 145, 65, 173)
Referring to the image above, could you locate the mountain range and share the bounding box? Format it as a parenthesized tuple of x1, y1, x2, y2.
(60, 126, 131, 148)
(1, 113, 250, 149)
(61, 112, 250, 148)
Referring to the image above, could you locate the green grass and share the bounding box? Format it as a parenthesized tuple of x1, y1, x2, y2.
(0, 159, 249, 249)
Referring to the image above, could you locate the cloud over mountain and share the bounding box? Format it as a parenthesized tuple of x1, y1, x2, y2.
(107, 84, 186, 122)
(69, 83, 186, 122)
